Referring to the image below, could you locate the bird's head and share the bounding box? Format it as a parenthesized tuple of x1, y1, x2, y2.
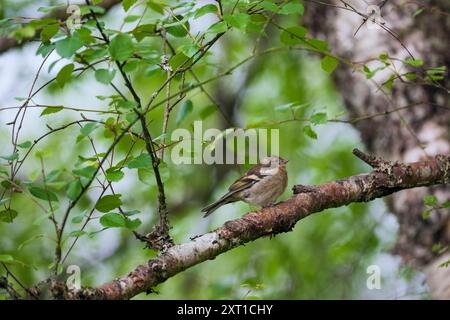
(260, 156, 289, 168)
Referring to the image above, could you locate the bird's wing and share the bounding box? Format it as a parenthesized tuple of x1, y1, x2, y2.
(228, 164, 264, 193)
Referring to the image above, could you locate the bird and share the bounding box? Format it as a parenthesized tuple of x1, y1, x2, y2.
(201, 156, 289, 217)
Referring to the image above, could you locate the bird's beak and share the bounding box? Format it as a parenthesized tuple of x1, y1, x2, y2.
(281, 159, 289, 165)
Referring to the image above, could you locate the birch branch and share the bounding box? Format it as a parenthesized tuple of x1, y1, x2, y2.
(58, 149, 449, 300)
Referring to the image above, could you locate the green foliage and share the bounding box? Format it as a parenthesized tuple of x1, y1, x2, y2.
(0, 0, 438, 300)
(176, 99, 193, 125)
(95, 194, 123, 213)
(109, 33, 134, 62)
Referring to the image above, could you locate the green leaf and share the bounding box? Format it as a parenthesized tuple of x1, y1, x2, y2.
(0, 255, 13, 263)
(71, 214, 85, 224)
(321, 56, 338, 73)
(404, 58, 424, 67)
(0, 209, 18, 223)
(422, 209, 432, 220)
(40, 24, 59, 43)
(55, 36, 83, 58)
(40, 105, 64, 116)
(310, 112, 328, 125)
(95, 194, 122, 213)
(100, 212, 142, 229)
(132, 24, 156, 41)
(115, 100, 138, 110)
(72, 165, 97, 179)
(127, 154, 151, 169)
(208, 21, 227, 34)
(223, 13, 250, 30)
(0, 152, 19, 161)
(279, 2, 304, 15)
(166, 18, 190, 37)
(126, 217, 142, 230)
(442, 201, 450, 209)
(122, 0, 138, 11)
(95, 68, 116, 85)
(304, 38, 328, 51)
(424, 195, 437, 206)
(123, 60, 140, 72)
(105, 168, 124, 182)
(176, 99, 193, 125)
(70, 230, 87, 237)
(135, 166, 151, 184)
(259, 1, 279, 12)
(29, 186, 58, 202)
(18, 141, 32, 149)
(56, 63, 74, 88)
(303, 125, 317, 139)
(66, 179, 82, 200)
(280, 26, 307, 45)
(109, 33, 134, 62)
(80, 122, 97, 137)
(194, 4, 218, 19)
(124, 15, 140, 23)
(100, 213, 126, 228)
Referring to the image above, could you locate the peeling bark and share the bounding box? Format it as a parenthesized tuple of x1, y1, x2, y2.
(304, 0, 450, 298)
(62, 150, 449, 300)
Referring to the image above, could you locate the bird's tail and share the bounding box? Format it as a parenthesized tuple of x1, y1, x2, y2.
(201, 194, 236, 217)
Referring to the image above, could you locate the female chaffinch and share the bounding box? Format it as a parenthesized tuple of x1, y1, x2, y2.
(202, 156, 289, 217)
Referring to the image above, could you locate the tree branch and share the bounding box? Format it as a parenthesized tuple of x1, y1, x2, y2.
(58, 149, 449, 300)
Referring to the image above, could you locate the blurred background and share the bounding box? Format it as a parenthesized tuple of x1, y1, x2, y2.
(0, 0, 436, 299)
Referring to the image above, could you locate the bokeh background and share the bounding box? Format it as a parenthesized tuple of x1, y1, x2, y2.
(0, 0, 430, 299)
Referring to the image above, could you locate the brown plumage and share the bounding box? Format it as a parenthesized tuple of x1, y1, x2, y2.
(201, 156, 288, 217)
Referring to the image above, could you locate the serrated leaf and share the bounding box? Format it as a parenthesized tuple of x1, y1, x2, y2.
(72, 165, 97, 179)
(137, 167, 153, 185)
(40, 24, 59, 43)
(95, 68, 116, 84)
(100, 212, 126, 228)
(95, 194, 122, 213)
(127, 154, 151, 169)
(55, 36, 83, 58)
(105, 168, 124, 182)
(109, 33, 134, 62)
